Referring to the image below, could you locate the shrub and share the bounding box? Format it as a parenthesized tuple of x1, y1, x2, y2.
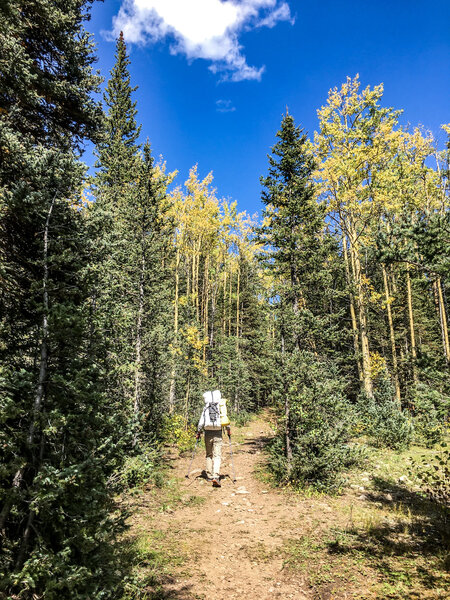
(119, 445, 160, 490)
(412, 383, 449, 448)
(358, 376, 414, 450)
(268, 351, 363, 493)
(232, 409, 253, 427)
(161, 413, 197, 453)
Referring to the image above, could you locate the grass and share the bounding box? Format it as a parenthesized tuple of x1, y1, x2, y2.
(121, 420, 449, 600)
(119, 471, 206, 600)
(277, 440, 450, 599)
(241, 541, 275, 563)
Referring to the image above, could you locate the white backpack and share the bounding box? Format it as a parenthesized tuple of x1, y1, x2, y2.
(199, 390, 222, 431)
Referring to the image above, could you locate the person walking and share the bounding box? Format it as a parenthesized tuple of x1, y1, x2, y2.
(196, 390, 231, 488)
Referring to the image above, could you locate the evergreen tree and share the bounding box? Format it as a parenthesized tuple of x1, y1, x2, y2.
(90, 32, 142, 440)
(91, 35, 173, 446)
(130, 142, 174, 441)
(259, 112, 351, 484)
(0, 2, 125, 597)
(96, 30, 141, 188)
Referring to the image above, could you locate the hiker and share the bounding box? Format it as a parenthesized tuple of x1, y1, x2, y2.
(196, 390, 231, 488)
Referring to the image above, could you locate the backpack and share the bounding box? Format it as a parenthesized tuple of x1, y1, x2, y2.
(219, 396, 230, 427)
(202, 390, 222, 430)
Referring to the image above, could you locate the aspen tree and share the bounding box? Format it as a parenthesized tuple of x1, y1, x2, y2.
(315, 76, 404, 396)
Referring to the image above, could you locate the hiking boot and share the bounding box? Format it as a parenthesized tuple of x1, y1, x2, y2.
(212, 479, 221, 488)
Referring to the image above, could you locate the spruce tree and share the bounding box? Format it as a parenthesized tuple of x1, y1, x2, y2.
(96, 31, 141, 189)
(0, 2, 125, 597)
(129, 142, 174, 442)
(91, 36, 173, 446)
(259, 113, 352, 486)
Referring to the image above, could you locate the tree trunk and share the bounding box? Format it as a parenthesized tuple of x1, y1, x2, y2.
(436, 277, 450, 364)
(236, 265, 240, 351)
(203, 256, 209, 363)
(406, 267, 418, 383)
(382, 265, 401, 405)
(184, 376, 190, 423)
(2, 194, 55, 547)
(132, 244, 145, 447)
(228, 266, 232, 337)
(349, 230, 373, 396)
(169, 247, 181, 414)
(222, 267, 227, 335)
(281, 331, 292, 475)
(343, 235, 363, 383)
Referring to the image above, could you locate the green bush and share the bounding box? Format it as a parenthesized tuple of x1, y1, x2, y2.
(412, 383, 449, 448)
(268, 351, 363, 493)
(358, 376, 414, 450)
(119, 445, 160, 489)
(232, 409, 253, 427)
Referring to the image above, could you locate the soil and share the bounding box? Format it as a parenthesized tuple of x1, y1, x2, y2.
(130, 416, 312, 599)
(126, 415, 449, 600)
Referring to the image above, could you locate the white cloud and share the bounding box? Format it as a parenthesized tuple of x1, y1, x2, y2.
(110, 0, 293, 81)
(216, 99, 236, 112)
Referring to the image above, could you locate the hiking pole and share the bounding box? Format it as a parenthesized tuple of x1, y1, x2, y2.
(185, 436, 200, 479)
(227, 432, 237, 483)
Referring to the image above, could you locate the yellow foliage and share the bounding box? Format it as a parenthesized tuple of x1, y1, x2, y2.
(370, 352, 387, 380)
(162, 414, 196, 451)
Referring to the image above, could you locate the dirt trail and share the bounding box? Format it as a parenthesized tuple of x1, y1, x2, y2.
(134, 416, 312, 599)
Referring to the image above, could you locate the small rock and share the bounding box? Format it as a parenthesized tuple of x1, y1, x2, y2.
(385, 493, 393, 502)
(262, 490, 268, 494)
(222, 502, 230, 506)
(236, 490, 250, 494)
(358, 494, 367, 501)
(361, 477, 369, 482)
(358, 486, 365, 492)
(269, 588, 275, 593)
(216, 509, 221, 513)
(398, 475, 408, 483)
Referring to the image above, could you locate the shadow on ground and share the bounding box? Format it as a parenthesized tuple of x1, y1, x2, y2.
(241, 434, 272, 454)
(326, 476, 449, 598)
(144, 576, 197, 600)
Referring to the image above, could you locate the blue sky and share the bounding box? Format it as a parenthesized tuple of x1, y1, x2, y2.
(86, 0, 449, 217)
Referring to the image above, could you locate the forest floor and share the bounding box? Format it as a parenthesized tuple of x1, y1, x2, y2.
(121, 414, 449, 600)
